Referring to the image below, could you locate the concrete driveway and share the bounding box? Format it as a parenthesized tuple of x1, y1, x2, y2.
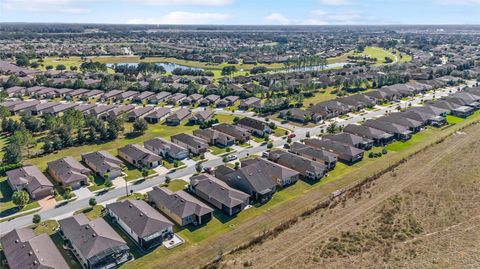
(38, 196, 57, 211)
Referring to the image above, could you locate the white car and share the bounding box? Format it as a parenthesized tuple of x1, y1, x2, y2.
(226, 155, 237, 161)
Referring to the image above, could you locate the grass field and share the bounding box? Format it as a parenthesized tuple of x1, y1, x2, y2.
(302, 88, 338, 107)
(74, 205, 105, 220)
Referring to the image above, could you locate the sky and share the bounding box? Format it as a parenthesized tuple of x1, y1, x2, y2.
(1, 0, 480, 25)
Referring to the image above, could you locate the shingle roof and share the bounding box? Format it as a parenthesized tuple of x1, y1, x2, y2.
(0, 228, 69, 269)
(190, 174, 250, 208)
(47, 156, 90, 184)
(148, 187, 213, 218)
(106, 200, 173, 238)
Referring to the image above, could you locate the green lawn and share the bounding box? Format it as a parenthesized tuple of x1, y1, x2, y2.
(0, 177, 41, 218)
(124, 165, 156, 182)
(33, 220, 59, 236)
(253, 136, 266, 143)
(117, 192, 146, 201)
(303, 87, 337, 107)
(162, 160, 185, 169)
(210, 146, 233, 156)
(74, 205, 105, 220)
(166, 179, 189, 192)
(0, 134, 8, 160)
(446, 115, 465, 124)
(386, 128, 435, 152)
(272, 127, 289, 137)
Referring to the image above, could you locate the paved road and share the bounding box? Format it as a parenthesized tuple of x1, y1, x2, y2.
(0, 82, 474, 234)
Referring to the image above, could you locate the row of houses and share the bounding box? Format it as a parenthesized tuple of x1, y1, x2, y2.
(3, 86, 243, 109)
(280, 78, 462, 124)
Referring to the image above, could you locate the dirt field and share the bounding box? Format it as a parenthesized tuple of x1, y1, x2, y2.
(214, 123, 480, 269)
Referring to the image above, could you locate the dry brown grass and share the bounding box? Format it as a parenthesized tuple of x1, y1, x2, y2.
(214, 123, 480, 269)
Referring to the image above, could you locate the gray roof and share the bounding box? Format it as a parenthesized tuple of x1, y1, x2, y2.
(81, 151, 123, 174)
(59, 214, 128, 260)
(190, 174, 250, 208)
(166, 108, 191, 122)
(47, 156, 90, 184)
(363, 119, 412, 135)
(0, 228, 69, 269)
(236, 117, 268, 131)
(127, 106, 155, 118)
(6, 165, 53, 195)
(323, 132, 373, 147)
(343, 124, 394, 140)
(144, 138, 187, 155)
(268, 150, 327, 176)
(171, 133, 209, 149)
(106, 199, 173, 238)
(290, 142, 338, 163)
(148, 187, 213, 218)
(118, 144, 162, 163)
(145, 107, 171, 120)
(305, 138, 365, 159)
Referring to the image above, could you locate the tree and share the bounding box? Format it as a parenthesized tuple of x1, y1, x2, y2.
(104, 179, 113, 188)
(141, 167, 149, 180)
(56, 64, 66, 71)
(195, 163, 203, 173)
(12, 190, 30, 208)
(15, 54, 30, 67)
(234, 162, 240, 170)
(32, 214, 41, 224)
(63, 186, 72, 199)
(89, 198, 97, 207)
(326, 123, 338, 134)
(267, 142, 273, 149)
(3, 143, 22, 164)
(221, 66, 237, 76)
(133, 118, 148, 133)
(165, 176, 171, 185)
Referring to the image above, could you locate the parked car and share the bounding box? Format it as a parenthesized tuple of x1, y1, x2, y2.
(226, 155, 237, 161)
(203, 167, 213, 174)
(288, 133, 296, 139)
(283, 143, 290, 149)
(262, 152, 269, 158)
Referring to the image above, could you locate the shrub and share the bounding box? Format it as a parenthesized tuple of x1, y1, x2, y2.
(104, 179, 113, 188)
(382, 148, 388, 155)
(32, 214, 41, 224)
(89, 198, 97, 207)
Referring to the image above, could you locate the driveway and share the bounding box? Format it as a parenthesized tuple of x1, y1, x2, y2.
(73, 187, 92, 199)
(38, 196, 57, 211)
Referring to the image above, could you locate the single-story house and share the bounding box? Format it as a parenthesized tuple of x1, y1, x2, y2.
(171, 133, 209, 155)
(81, 151, 123, 179)
(144, 138, 189, 160)
(6, 165, 54, 200)
(118, 144, 162, 169)
(47, 156, 90, 189)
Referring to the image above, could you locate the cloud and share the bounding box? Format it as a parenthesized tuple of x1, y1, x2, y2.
(435, 0, 480, 4)
(127, 11, 232, 24)
(2, 0, 90, 13)
(304, 9, 363, 25)
(320, 0, 351, 5)
(134, 0, 233, 6)
(264, 13, 291, 25)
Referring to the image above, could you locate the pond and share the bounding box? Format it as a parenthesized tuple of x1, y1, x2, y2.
(106, 62, 204, 72)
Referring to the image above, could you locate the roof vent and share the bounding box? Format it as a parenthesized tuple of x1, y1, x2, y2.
(33, 261, 38, 265)
(139, 213, 143, 217)
(92, 233, 96, 237)
(15, 239, 19, 243)
(28, 251, 33, 256)
(129, 204, 133, 208)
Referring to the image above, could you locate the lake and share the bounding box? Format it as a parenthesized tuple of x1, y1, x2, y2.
(107, 62, 204, 72)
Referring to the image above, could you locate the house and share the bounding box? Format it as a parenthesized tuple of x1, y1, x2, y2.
(343, 124, 395, 146)
(200, 94, 220, 106)
(451, 105, 475, 118)
(144, 138, 189, 160)
(74, 104, 97, 114)
(81, 151, 123, 179)
(189, 109, 215, 124)
(268, 150, 327, 180)
(5, 86, 25, 97)
(118, 144, 162, 169)
(165, 108, 191, 126)
(323, 132, 374, 150)
(6, 165, 54, 200)
(212, 123, 251, 143)
(401, 109, 446, 127)
(85, 104, 115, 118)
(363, 120, 412, 141)
(66, 88, 90, 100)
(133, 91, 155, 103)
(193, 128, 235, 148)
(103, 104, 135, 119)
(280, 108, 322, 123)
(242, 158, 300, 186)
(217, 96, 239, 107)
(148, 91, 171, 104)
(144, 107, 171, 124)
(236, 117, 271, 137)
(116, 90, 138, 102)
(81, 89, 103, 100)
(47, 157, 90, 189)
(239, 97, 261, 110)
(167, 93, 186, 105)
(171, 133, 209, 155)
(214, 162, 276, 202)
(378, 114, 424, 133)
(289, 142, 338, 170)
(147, 187, 213, 226)
(189, 174, 250, 216)
(304, 138, 365, 163)
(106, 200, 173, 250)
(58, 214, 130, 269)
(7, 100, 40, 115)
(0, 228, 69, 269)
(182, 93, 203, 105)
(42, 103, 78, 116)
(101, 89, 124, 102)
(23, 102, 61, 116)
(126, 106, 155, 122)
